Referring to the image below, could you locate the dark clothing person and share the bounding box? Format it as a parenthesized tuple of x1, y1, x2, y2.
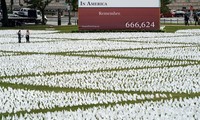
(17, 30, 21, 43)
(194, 14, 199, 25)
(26, 30, 30, 43)
(184, 15, 189, 26)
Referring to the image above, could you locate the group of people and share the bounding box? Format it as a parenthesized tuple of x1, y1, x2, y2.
(17, 30, 30, 43)
(184, 13, 199, 26)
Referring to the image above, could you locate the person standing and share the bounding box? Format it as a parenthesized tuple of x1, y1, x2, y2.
(26, 30, 30, 43)
(17, 30, 21, 43)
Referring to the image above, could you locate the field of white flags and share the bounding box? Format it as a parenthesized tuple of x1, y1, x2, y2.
(0, 29, 200, 119)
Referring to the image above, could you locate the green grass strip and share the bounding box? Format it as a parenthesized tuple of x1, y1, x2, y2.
(0, 62, 198, 80)
(1, 92, 200, 118)
(0, 80, 186, 95)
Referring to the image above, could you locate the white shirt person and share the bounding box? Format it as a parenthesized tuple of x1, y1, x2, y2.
(26, 30, 30, 43)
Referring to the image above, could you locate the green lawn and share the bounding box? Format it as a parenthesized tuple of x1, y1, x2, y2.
(163, 25, 200, 33)
(1, 24, 200, 33)
(0, 25, 78, 33)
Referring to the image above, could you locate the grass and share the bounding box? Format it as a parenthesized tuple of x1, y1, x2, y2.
(1, 24, 200, 33)
(163, 25, 200, 33)
(0, 24, 78, 33)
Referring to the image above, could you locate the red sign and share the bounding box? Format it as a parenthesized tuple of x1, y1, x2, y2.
(78, 0, 160, 31)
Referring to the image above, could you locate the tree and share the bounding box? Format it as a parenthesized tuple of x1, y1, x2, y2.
(161, 0, 171, 14)
(65, 0, 78, 11)
(10, 0, 13, 12)
(1, 0, 9, 27)
(26, 0, 53, 25)
(71, 0, 78, 11)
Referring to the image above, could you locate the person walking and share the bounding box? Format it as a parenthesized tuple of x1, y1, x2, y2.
(26, 30, 30, 43)
(17, 30, 21, 43)
(184, 14, 189, 26)
(194, 14, 199, 25)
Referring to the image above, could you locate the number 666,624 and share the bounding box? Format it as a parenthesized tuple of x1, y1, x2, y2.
(125, 21, 155, 28)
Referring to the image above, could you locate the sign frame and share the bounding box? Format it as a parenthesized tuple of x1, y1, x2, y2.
(78, 0, 160, 31)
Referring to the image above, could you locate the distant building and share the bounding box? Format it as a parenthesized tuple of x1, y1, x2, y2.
(5, 0, 68, 11)
(168, 0, 200, 11)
